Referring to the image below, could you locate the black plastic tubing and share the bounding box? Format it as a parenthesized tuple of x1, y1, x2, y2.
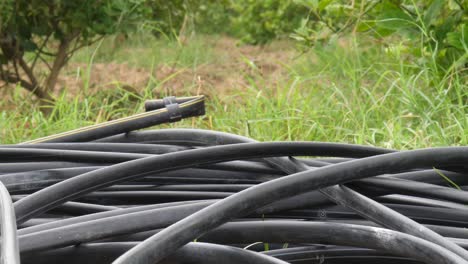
(20, 96, 205, 144)
(112, 147, 468, 264)
(0, 181, 20, 264)
(22, 242, 288, 264)
(198, 221, 466, 264)
(13, 141, 392, 223)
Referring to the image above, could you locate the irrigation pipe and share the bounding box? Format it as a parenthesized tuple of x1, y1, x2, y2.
(0, 96, 465, 263)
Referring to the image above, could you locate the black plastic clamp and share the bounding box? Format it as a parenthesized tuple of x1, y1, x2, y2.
(163, 96, 182, 122)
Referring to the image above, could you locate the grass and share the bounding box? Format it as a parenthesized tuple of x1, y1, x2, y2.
(1, 33, 466, 147)
(72, 34, 217, 69)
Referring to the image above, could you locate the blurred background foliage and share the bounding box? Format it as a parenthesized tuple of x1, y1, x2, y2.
(0, 0, 466, 102)
(0, 0, 466, 146)
(292, 0, 467, 70)
(144, 0, 467, 71)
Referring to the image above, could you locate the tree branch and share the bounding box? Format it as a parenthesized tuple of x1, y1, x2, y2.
(452, 0, 464, 10)
(1, 72, 53, 101)
(44, 30, 80, 94)
(18, 56, 39, 88)
(13, 58, 20, 79)
(310, 9, 338, 33)
(31, 32, 53, 71)
(2, 74, 34, 92)
(67, 35, 104, 55)
(37, 54, 53, 71)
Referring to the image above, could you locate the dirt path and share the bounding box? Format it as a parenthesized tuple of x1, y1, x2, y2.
(61, 36, 298, 98)
(1, 36, 298, 107)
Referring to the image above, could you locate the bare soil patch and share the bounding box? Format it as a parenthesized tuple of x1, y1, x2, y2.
(1, 36, 298, 105)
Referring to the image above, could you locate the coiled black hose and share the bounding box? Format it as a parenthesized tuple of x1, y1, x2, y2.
(0, 96, 467, 264)
(0, 181, 20, 264)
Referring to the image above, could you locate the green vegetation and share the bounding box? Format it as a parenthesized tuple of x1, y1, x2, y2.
(0, 0, 151, 103)
(0, 0, 466, 147)
(1, 33, 466, 147)
(293, 0, 467, 70)
(230, 0, 309, 44)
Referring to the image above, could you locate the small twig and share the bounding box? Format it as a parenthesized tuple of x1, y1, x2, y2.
(18, 56, 39, 88)
(338, 0, 381, 34)
(453, 0, 464, 10)
(399, 4, 417, 18)
(31, 32, 52, 70)
(12, 59, 20, 79)
(0, 65, 5, 80)
(310, 9, 338, 33)
(67, 35, 104, 55)
(3, 74, 35, 92)
(37, 54, 53, 71)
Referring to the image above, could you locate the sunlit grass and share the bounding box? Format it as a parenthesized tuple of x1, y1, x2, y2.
(1, 33, 466, 148)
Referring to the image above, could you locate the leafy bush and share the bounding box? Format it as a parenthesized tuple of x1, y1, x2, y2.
(230, 0, 310, 44)
(195, 0, 234, 35)
(145, 0, 234, 38)
(0, 0, 150, 103)
(292, 0, 467, 70)
(146, 0, 198, 38)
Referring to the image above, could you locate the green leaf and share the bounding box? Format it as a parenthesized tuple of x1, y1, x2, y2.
(423, 0, 444, 28)
(22, 40, 38, 52)
(31, 24, 50, 36)
(373, 26, 397, 37)
(318, 0, 333, 12)
(434, 13, 457, 43)
(376, 2, 415, 31)
(356, 21, 375, 32)
(446, 25, 468, 50)
(0, 54, 7, 65)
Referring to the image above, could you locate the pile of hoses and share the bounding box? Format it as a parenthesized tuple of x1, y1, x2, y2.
(1, 95, 468, 264)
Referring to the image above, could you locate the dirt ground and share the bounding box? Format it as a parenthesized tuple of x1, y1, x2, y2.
(0, 36, 300, 110)
(57, 37, 297, 98)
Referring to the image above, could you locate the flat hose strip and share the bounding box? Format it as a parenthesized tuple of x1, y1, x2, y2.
(20, 96, 205, 144)
(0, 181, 20, 264)
(0, 96, 467, 263)
(21, 242, 289, 264)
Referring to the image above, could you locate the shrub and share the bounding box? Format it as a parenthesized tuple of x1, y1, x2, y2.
(0, 0, 150, 104)
(292, 0, 467, 71)
(230, 0, 310, 44)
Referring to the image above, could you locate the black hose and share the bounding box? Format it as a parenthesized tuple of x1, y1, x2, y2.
(0, 181, 20, 264)
(264, 246, 421, 264)
(22, 242, 288, 264)
(350, 177, 468, 204)
(18, 201, 213, 253)
(14, 141, 394, 223)
(0, 97, 466, 264)
(112, 147, 468, 263)
(198, 221, 467, 263)
(21, 96, 205, 143)
(122, 128, 468, 260)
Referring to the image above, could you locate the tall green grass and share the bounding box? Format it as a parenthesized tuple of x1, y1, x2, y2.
(72, 34, 217, 68)
(1, 34, 466, 148)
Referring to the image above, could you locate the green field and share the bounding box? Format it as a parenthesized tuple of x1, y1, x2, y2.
(1, 34, 466, 147)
